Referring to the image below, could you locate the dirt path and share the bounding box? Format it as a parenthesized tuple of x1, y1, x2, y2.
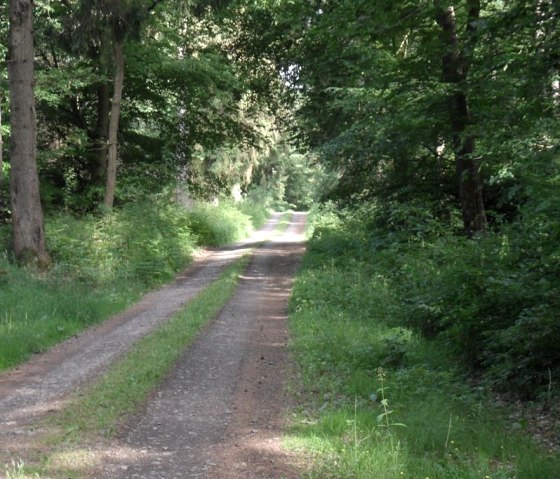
(0, 212, 307, 478)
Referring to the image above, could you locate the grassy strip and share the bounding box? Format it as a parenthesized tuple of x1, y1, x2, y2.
(277, 210, 293, 232)
(13, 254, 251, 478)
(286, 225, 560, 478)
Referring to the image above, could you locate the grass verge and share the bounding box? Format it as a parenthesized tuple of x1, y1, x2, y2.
(286, 218, 560, 478)
(277, 210, 293, 232)
(10, 254, 251, 478)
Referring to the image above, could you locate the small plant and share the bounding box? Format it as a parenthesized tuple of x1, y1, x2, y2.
(375, 367, 405, 458)
(4, 460, 39, 479)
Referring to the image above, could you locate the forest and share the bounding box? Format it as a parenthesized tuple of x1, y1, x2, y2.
(1, 0, 559, 477)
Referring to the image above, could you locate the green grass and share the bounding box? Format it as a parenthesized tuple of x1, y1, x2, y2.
(236, 194, 274, 229)
(0, 260, 140, 371)
(187, 201, 255, 246)
(277, 210, 294, 231)
(286, 218, 560, 479)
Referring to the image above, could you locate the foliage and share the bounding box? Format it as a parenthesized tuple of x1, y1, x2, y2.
(236, 188, 273, 228)
(288, 208, 560, 478)
(187, 201, 254, 246)
(1, 0, 292, 213)
(304, 199, 560, 399)
(256, 148, 329, 210)
(234, 0, 560, 229)
(1, 0, 558, 405)
(47, 198, 197, 286)
(224, 0, 560, 402)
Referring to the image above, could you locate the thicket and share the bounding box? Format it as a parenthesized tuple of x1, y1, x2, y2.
(289, 208, 560, 478)
(308, 196, 560, 400)
(1, 0, 322, 372)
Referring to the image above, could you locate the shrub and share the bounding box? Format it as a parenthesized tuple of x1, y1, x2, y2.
(48, 199, 197, 287)
(187, 202, 254, 246)
(312, 199, 560, 398)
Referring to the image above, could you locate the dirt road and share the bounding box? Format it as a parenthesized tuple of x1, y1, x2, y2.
(0, 212, 307, 478)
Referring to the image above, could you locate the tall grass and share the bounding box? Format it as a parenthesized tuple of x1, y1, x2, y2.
(0, 258, 136, 371)
(287, 209, 560, 478)
(187, 202, 254, 246)
(0, 197, 267, 371)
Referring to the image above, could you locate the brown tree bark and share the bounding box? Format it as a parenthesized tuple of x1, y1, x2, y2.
(103, 37, 124, 210)
(434, 1, 487, 236)
(7, 0, 50, 266)
(0, 93, 3, 204)
(94, 82, 110, 184)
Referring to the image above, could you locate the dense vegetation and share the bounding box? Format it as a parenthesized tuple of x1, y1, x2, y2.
(0, 0, 322, 217)
(288, 208, 560, 478)
(229, 0, 560, 400)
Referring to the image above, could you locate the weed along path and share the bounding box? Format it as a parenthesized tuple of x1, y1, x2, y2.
(0, 211, 307, 478)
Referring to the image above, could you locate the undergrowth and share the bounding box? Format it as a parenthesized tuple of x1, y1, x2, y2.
(287, 204, 560, 478)
(0, 196, 268, 371)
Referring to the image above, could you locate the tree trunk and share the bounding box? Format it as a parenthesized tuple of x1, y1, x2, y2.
(434, 1, 487, 235)
(103, 38, 124, 209)
(94, 82, 110, 184)
(0, 93, 3, 206)
(7, 0, 50, 266)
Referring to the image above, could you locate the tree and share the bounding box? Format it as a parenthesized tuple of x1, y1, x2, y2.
(7, 0, 50, 265)
(1, 4, 8, 215)
(434, 0, 487, 235)
(231, 0, 496, 232)
(12, 0, 268, 212)
(103, 21, 125, 209)
(67, 0, 164, 210)
(0, 92, 3, 204)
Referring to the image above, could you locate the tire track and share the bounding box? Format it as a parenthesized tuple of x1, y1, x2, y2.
(98, 212, 307, 479)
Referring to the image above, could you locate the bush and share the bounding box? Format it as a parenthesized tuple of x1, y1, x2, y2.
(235, 192, 273, 229)
(187, 202, 254, 246)
(311, 199, 560, 398)
(48, 199, 197, 287)
(394, 205, 560, 396)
